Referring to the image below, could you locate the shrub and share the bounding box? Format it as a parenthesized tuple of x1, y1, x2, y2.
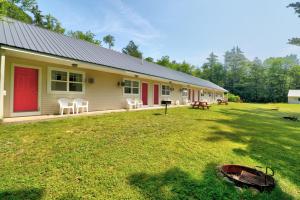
(227, 93, 241, 102)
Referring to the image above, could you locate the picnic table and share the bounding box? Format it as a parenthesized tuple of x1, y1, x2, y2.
(217, 99, 228, 105)
(191, 101, 211, 110)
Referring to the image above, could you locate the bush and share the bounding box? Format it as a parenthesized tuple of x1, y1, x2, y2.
(227, 93, 241, 102)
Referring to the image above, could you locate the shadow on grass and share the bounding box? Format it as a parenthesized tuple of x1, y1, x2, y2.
(0, 188, 44, 200)
(206, 107, 300, 189)
(128, 163, 292, 200)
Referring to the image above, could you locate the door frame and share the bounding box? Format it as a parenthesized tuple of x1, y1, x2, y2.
(192, 90, 195, 102)
(10, 64, 42, 117)
(141, 82, 149, 106)
(153, 83, 160, 105)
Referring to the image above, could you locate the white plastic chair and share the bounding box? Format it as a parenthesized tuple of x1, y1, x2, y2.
(135, 99, 143, 108)
(126, 98, 136, 110)
(58, 98, 75, 115)
(74, 98, 89, 114)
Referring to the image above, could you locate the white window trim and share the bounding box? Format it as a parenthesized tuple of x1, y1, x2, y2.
(47, 67, 85, 94)
(122, 78, 140, 95)
(181, 88, 188, 97)
(161, 84, 171, 96)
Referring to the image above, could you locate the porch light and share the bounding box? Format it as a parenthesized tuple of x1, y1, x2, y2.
(87, 78, 94, 84)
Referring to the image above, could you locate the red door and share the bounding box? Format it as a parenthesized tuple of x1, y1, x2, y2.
(14, 67, 39, 112)
(142, 83, 148, 105)
(153, 84, 159, 105)
(188, 89, 191, 101)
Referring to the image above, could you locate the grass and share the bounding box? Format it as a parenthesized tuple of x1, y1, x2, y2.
(0, 103, 299, 199)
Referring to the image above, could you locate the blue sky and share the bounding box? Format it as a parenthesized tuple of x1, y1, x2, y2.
(37, 0, 300, 66)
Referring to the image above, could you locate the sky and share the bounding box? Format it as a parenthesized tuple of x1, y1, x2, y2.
(36, 0, 300, 67)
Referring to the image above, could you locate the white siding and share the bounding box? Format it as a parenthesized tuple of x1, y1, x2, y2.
(288, 97, 300, 104)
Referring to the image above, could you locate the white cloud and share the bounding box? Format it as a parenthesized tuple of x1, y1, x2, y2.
(93, 0, 161, 46)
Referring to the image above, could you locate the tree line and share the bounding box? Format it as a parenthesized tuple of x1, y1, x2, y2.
(138, 47, 300, 103)
(1, 0, 300, 103)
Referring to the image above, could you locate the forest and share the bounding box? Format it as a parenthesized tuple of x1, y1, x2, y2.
(1, 0, 300, 102)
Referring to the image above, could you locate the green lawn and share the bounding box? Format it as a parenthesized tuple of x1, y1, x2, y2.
(0, 103, 299, 200)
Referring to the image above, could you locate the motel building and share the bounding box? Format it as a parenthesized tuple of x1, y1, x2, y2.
(0, 18, 227, 120)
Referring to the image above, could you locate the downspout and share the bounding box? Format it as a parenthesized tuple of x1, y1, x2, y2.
(0, 49, 5, 121)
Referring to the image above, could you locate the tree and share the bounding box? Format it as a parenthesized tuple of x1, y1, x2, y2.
(200, 52, 225, 86)
(0, 0, 33, 23)
(263, 57, 296, 102)
(44, 14, 65, 34)
(145, 57, 154, 62)
(53, 21, 65, 34)
(193, 67, 202, 78)
(7, 0, 36, 11)
(31, 5, 43, 26)
(288, 2, 300, 45)
(224, 47, 248, 96)
(155, 55, 195, 75)
(245, 58, 266, 102)
(2, 0, 66, 34)
(122, 41, 143, 58)
(68, 30, 101, 45)
(156, 56, 170, 67)
(288, 65, 300, 89)
(177, 61, 194, 75)
(103, 34, 115, 49)
(14, 0, 36, 11)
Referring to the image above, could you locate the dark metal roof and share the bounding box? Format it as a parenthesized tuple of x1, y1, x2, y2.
(0, 18, 227, 92)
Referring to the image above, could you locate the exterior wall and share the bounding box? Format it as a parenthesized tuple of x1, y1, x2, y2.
(183, 88, 223, 104)
(4, 56, 125, 117)
(288, 97, 300, 104)
(3, 55, 224, 117)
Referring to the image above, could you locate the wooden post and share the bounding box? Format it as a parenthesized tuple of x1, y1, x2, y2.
(0, 51, 5, 120)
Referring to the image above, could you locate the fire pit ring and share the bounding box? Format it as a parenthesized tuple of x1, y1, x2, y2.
(219, 165, 275, 191)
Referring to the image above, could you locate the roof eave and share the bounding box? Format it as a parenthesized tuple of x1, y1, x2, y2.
(2, 45, 227, 92)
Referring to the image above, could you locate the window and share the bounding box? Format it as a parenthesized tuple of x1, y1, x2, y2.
(49, 68, 85, 93)
(298, 98, 300, 102)
(181, 88, 188, 97)
(51, 70, 67, 91)
(69, 73, 83, 92)
(124, 80, 139, 94)
(162, 85, 171, 96)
